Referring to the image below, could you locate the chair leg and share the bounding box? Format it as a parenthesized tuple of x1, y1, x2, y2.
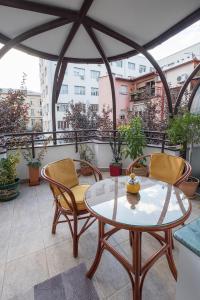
(52, 205, 60, 234)
(73, 216, 78, 258)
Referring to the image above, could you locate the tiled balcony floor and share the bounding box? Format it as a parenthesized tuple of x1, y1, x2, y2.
(0, 174, 200, 300)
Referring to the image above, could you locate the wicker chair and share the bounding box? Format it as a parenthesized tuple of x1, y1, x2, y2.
(126, 153, 191, 187)
(41, 158, 102, 257)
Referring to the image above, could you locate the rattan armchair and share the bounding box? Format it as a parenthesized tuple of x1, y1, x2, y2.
(126, 153, 191, 187)
(41, 158, 102, 258)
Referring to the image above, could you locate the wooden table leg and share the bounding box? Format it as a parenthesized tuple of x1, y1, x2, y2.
(86, 220, 105, 278)
(165, 229, 177, 280)
(132, 231, 142, 300)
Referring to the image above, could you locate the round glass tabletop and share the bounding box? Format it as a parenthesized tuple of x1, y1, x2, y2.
(85, 176, 191, 230)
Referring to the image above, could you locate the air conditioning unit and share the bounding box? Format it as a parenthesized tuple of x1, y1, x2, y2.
(177, 73, 188, 83)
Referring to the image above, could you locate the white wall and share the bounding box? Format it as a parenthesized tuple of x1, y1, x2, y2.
(9, 142, 180, 180)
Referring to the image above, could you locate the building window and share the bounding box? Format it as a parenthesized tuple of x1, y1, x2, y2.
(139, 65, 146, 73)
(31, 109, 34, 116)
(45, 85, 48, 95)
(119, 85, 128, 95)
(40, 110, 42, 116)
(57, 104, 68, 112)
(31, 119, 35, 127)
(74, 86, 85, 95)
(40, 100, 42, 106)
(90, 104, 99, 112)
(128, 62, 135, 70)
(30, 100, 33, 105)
(91, 87, 99, 96)
(57, 121, 67, 130)
(149, 67, 154, 72)
(74, 67, 85, 79)
(60, 84, 68, 94)
(115, 60, 123, 67)
(91, 70, 100, 80)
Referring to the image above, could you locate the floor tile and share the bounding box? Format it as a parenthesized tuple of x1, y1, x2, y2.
(1, 250, 49, 300)
(45, 240, 79, 277)
(0, 264, 5, 300)
(0, 227, 11, 265)
(7, 228, 44, 262)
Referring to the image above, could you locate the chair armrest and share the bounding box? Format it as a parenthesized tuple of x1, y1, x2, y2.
(73, 159, 103, 181)
(41, 167, 78, 212)
(174, 161, 192, 187)
(126, 155, 150, 175)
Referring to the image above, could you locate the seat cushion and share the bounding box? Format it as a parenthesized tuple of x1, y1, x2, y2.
(46, 158, 79, 197)
(57, 184, 90, 211)
(149, 153, 185, 184)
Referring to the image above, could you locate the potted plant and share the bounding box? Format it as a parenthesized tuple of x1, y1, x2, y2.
(22, 138, 50, 186)
(119, 117, 147, 176)
(167, 111, 200, 198)
(79, 144, 95, 176)
(109, 135, 123, 176)
(0, 152, 20, 201)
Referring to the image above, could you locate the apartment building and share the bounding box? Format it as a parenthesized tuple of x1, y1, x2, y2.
(0, 88, 42, 131)
(99, 57, 200, 122)
(39, 55, 153, 131)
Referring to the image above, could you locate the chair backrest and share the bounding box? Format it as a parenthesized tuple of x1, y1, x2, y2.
(149, 153, 185, 185)
(45, 158, 79, 197)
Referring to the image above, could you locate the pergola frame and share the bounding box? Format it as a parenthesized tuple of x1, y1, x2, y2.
(0, 0, 200, 136)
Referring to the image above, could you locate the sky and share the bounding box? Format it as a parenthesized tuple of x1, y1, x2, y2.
(0, 20, 200, 93)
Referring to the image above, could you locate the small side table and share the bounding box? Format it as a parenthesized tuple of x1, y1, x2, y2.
(174, 218, 200, 300)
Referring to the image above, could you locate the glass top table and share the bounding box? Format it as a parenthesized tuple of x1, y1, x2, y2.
(85, 176, 191, 230)
(84, 176, 191, 300)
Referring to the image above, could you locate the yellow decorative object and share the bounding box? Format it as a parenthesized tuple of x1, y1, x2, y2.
(126, 173, 140, 194)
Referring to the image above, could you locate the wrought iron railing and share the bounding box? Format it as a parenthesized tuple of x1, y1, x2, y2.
(0, 129, 169, 158)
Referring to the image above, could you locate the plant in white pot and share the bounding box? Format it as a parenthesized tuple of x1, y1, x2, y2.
(167, 111, 200, 198)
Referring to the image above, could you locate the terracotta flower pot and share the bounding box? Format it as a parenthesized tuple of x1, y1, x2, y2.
(179, 176, 199, 199)
(80, 165, 93, 176)
(28, 166, 40, 186)
(132, 165, 148, 177)
(109, 164, 122, 176)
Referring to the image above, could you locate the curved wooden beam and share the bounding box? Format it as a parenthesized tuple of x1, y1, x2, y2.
(84, 24, 117, 130)
(188, 78, 200, 111)
(174, 63, 200, 114)
(0, 0, 78, 18)
(85, 17, 173, 115)
(0, 3, 199, 65)
(0, 18, 76, 60)
(51, 0, 94, 140)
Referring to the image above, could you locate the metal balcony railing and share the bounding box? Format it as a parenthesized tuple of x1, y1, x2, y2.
(0, 129, 169, 158)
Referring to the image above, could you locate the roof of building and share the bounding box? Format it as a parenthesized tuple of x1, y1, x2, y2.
(0, 88, 41, 96)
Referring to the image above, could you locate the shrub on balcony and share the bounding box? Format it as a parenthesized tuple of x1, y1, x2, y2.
(0, 152, 20, 201)
(119, 117, 146, 165)
(78, 144, 95, 176)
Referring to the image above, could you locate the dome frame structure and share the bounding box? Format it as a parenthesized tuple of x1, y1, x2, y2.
(0, 0, 200, 135)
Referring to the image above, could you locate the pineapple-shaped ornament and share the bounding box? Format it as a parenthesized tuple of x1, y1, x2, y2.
(126, 173, 140, 194)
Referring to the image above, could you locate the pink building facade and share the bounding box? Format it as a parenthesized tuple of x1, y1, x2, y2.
(99, 75, 133, 122)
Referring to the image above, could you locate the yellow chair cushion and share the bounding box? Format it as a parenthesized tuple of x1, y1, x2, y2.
(46, 158, 79, 197)
(57, 184, 90, 211)
(149, 153, 185, 184)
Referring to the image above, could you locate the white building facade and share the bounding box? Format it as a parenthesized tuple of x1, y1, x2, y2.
(40, 55, 153, 131)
